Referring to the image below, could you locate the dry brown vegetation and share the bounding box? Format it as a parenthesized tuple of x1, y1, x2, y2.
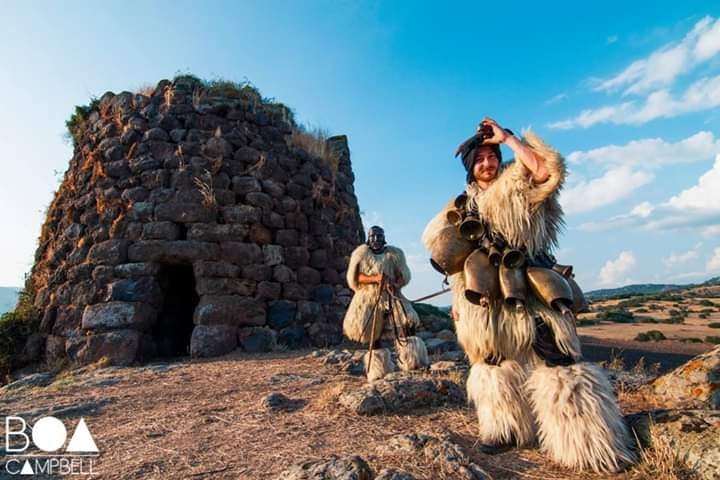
(1, 350, 699, 480)
(577, 285, 720, 352)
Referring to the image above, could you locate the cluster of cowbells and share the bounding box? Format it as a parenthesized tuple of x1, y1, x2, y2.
(430, 193, 589, 316)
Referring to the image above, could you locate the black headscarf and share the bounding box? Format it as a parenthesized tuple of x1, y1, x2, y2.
(455, 128, 513, 184)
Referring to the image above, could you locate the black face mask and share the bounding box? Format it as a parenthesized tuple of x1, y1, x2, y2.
(367, 226, 386, 253)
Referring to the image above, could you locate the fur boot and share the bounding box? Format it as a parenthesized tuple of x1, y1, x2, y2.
(467, 360, 536, 447)
(363, 348, 395, 381)
(395, 336, 429, 371)
(526, 362, 636, 472)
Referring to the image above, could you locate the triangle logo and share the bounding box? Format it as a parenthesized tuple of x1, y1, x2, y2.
(20, 460, 34, 475)
(66, 418, 99, 453)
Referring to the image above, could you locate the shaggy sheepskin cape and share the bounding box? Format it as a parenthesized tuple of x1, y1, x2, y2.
(422, 131, 635, 472)
(422, 130, 575, 362)
(342, 244, 420, 345)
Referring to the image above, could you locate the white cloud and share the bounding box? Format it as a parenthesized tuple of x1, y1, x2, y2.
(707, 247, 720, 272)
(550, 17, 720, 130)
(663, 248, 700, 268)
(567, 131, 720, 167)
(560, 166, 653, 214)
(544, 93, 568, 105)
(607, 35, 619, 45)
(550, 74, 720, 129)
(580, 154, 720, 232)
(595, 16, 720, 95)
(598, 251, 636, 287)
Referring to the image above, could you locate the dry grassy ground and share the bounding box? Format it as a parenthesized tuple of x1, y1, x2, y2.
(0, 348, 694, 480)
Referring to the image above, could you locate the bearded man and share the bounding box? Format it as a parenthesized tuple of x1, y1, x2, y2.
(343, 226, 428, 381)
(422, 118, 635, 473)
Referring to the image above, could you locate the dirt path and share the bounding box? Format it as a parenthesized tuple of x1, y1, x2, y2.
(580, 336, 710, 373)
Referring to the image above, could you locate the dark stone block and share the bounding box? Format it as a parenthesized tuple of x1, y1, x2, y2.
(246, 191, 273, 210)
(308, 322, 343, 348)
(222, 205, 261, 224)
(128, 240, 220, 263)
(81, 301, 156, 332)
(278, 325, 308, 349)
(238, 327, 276, 353)
(275, 229, 298, 246)
(87, 240, 129, 265)
(195, 277, 254, 296)
(143, 127, 170, 142)
(141, 221, 180, 240)
(249, 224, 273, 245)
(105, 160, 131, 178)
(257, 281, 282, 300)
(273, 265, 296, 283)
(283, 283, 308, 301)
(155, 202, 216, 223)
(190, 325, 237, 358)
(105, 277, 163, 309)
(193, 261, 240, 278)
(115, 262, 160, 278)
(312, 285, 335, 304)
(284, 247, 310, 268)
(76, 329, 142, 365)
(188, 224, 248, 242)
(220, 242, 262, 264)
(193, 295, 266, 326)
(298, 266, 321, 286)
(268, 300, 296, 330)
(242, 264, 272, 282)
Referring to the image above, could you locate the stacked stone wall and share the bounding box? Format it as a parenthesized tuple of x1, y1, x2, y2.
(27, 77, 364, 365)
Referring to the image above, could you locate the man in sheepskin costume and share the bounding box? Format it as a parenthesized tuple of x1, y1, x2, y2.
(343, 226, 428, 381)
(422, 118, 635, 473)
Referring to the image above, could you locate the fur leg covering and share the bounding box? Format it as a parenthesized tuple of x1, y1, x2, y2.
(467, 360, 536, 446)
(526, 362, 636, 472)
(363, 348, 395, 381)
(395, 336, 429, 371)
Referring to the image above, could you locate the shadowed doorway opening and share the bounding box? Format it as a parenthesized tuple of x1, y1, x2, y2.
(153, 263, 198, 358)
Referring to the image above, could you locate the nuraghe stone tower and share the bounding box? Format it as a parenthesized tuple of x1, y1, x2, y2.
(25, 76, 364, 366)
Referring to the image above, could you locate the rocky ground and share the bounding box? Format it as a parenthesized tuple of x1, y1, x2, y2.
(2, 341, 718, 479)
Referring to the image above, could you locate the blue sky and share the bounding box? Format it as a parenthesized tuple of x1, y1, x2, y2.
(1, 1, 719, 305)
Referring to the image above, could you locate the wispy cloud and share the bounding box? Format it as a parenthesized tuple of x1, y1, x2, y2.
(598, 251, 636, 287)
(567, 131, 720, 167)
(550, 17, 720, 130)
(580, 154, 720, 232)
(707, 247, 720, 272)
(595, 16, 720, 95)
(560, 166, 653, 214)
(662, 244, 701, 268)
(544, 93, 568, 105)
(550, 75, 720, 129)
(606, 35, 619, 45)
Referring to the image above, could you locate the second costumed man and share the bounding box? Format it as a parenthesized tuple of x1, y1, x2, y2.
(343, 226, 429, 381)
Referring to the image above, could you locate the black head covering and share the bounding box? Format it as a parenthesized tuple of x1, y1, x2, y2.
(454, 126, 513, 184)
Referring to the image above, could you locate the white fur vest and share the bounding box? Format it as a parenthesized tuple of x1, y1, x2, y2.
(421, 131, 580, 362)
(342, 244, 420, 344)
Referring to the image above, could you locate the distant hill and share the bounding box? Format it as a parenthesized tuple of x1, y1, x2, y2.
(585, 276, 720, 301)
(0, 287, 20, 315)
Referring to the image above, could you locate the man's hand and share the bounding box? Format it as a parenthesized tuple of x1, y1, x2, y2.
(479, 117, 509, 145)
(480, 116, 549, 183)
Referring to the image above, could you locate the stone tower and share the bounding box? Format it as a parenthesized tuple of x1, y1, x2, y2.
(26, 76, 364, 366)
